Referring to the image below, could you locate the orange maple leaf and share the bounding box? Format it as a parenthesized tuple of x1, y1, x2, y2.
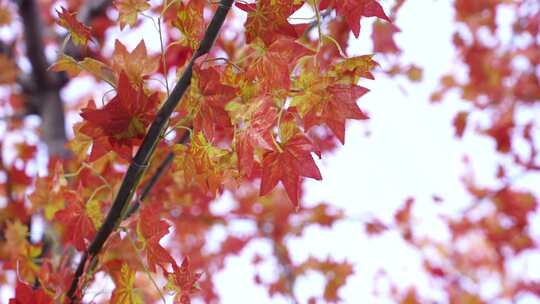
(172, 0, 205, 50)
(114, 0, 150, 29)
(174, 132, 232, 195)
(56, 7, 92, 47)
(108, 262, 143, 304)
(111, 39, 159, 85)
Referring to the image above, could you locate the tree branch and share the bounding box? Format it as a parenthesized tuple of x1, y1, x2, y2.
(124, 129, 191, 219)
(17, 0, 53, 90)
(66, 1, 235, 301)
(16, 0, 69, 157)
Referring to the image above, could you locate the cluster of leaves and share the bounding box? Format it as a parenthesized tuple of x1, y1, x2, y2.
(5, 0, 537, 302)
(0, 0, 394, 303)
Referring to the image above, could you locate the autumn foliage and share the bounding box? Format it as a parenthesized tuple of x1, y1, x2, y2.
(0, 0, 539, 303)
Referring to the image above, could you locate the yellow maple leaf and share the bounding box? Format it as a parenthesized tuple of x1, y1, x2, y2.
(50, 54, 116, 86)
(111, 264, 143, 304)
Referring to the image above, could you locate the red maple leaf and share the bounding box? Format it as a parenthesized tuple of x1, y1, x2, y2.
(372, 20, 401, 54)
(260, 133, 322, 206)
(9, 281, 53, 304)
(247, 37, 314, 92)
(167, 257, 202, 304)
(236, 97, 277, 176)
(320, 0, 391, 38)
(184, 64, 237, 141)
(136, 203, 175, 272)
(304, 84, 369, 144)
(80, 72, 160, 160)
(53, 191, 96, 251)
(236, 0, 304, 45)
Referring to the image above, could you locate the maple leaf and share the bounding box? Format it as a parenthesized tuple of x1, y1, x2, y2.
(27, 162, 66, 220)
(56, 7, 92, 47)
(320, 0, 391, 38)
(111, 39, 159, 85)
(166, 257, 202, 304)
(135, 203, 175, 272)
(114, 0, 150, 30)
(330, 55, 379, 82)
(236, 0, 304, 45)
(53, 190, 97, 251)
(11, 244, 42, 283)
(292, 72, 369, 143)
(305, 84, 369, 143)
(235, 96, 277, 176)
(109, 262, 143, 304)
(247, 37, 314, 92)
(4, 220, 29, 257)
(67, 122, 93, 161)
(8, 281, 53, 304)
(80, 72, 160, 160)
(372, 20, 401, 54)
(172, 0, 205, 50)
(182, 64, 237, 140)
(260, 133, 322, 206)
(174, 132, 233, 195)
(49, 54, 116, 85)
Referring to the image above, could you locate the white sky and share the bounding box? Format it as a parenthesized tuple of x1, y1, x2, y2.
(214, 1, 540, 303)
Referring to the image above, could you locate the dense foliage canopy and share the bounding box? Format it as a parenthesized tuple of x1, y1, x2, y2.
(0, 0, 539, 303)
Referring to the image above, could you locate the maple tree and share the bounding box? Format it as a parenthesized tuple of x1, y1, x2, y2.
(0, 0, 538, 303)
